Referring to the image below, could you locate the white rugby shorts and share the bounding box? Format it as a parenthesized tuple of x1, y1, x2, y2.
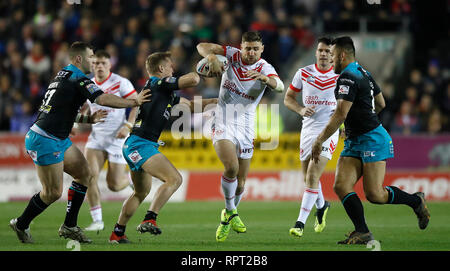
(300, 129, 339, 161)
(211, 120, 254, 160)
(85, 130, 127, 164)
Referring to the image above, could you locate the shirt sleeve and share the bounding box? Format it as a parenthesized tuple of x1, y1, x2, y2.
(158, 76, 179, 92)
(120, 78, 136, 98)
(261, 62, 279, 78)
(335, 73, 358, 102)
(78, 77, 104, 103)
(223, 46, 240, 64)
(289, 69, 303, 92)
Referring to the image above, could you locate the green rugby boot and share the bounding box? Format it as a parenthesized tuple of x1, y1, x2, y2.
(314, 201, 331, 233)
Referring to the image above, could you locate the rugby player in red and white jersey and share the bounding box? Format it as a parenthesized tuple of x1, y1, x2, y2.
(80, 50, 139, 231)
(197, 31, 284, 242)
(284, 37, 339, 238)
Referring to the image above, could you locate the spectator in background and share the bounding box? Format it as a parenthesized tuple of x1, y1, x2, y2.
(227, 27, 243, 49)
(105, 43, 119, 70)
(278, 24, 295, 63)
(0, 75, 13, 130)
(26, 72, 45, 111)
(418, 94, 433, 117)
(426, 108, 443, 134)
(291, 15, 315, 49)
(169, 0, 194, 28)
(250, 7, 277, 47)
(409, 69, 424, 91)
(10, 99, 36, 134)
(49, 18, 66, 58)
(217, 12, 235, 46)
(21, 23, 34, 52)
(191, 12, 214, 44)
(120, 17, 142, 65)
(8, 51, 28, 91)
(149, 6, 173, 51)
(391, 0, 412, 16)
(52, 42, 70, 75)
(391, 100, 421, 135)
(404, 85, 419, 105)
(23, 42, 51, 78)
(32, 1, 52, 39)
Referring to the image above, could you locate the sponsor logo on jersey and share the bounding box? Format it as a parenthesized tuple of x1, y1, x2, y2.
(240, 147, 254, 154)
(330, 140, 337, 154)
(53, 152, 61, 159)
(338, 85, 350, 95)
(128, 150, 142, 164)
(223, 79, 256, 101)
(363, 151, 376, 157)
(86, 83, 100, 94)
(27, 150, 37, 162)
(165, 77, 177, 83)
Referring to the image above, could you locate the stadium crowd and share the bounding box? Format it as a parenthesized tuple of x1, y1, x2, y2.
(0, 0, 448, 134)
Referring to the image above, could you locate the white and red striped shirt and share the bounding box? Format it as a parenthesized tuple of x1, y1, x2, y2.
(88, 72, 136, 134)
(216, 45, 279, 126)
(289, 64, 338, 131)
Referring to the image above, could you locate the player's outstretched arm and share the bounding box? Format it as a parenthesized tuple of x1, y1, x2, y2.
(178, 72, 201, 89)
(196, 43, 224, 57)
(95, 89, 151, 108)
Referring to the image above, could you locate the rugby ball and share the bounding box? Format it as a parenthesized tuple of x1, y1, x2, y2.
(196, 54, 229, 77)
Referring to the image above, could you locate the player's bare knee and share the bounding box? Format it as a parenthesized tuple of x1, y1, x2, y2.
(167, 173, 183, 189)
(223, 164, 239, 179)
(107, 182, 121, 192)
(333, 182, 349, 198)
(43, 187, 63, 203)
(365, 190, 385, 204)
(134, 189, 150, 202)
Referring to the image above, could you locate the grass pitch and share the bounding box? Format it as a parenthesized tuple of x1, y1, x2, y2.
(1, 201, 449, 251)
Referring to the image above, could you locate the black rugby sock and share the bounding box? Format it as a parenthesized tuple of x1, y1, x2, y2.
(114, 223, 126, 237)
(16, 193, 49, 230)
(341, 192, 370, 233)
(64, 181, 87, 227)
(144, 210, 158, 221)
(385, 186, 421, 209)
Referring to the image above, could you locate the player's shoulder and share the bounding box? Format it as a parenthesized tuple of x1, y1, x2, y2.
(340, 62, 364, 80)
(62, 64, 88, 81)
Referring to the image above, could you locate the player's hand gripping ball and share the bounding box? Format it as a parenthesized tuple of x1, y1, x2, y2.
(196, 55, 229, 77)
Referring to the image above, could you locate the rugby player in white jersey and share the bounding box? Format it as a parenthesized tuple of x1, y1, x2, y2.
(80, 50, 139, 231)
(197, 31, 284, 242)
(284, 37, 339, 238)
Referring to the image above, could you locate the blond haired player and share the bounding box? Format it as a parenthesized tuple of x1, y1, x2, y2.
(284, 37, 339, 238)
(197, 31, 284, 242)
(80, 50, 139, 231)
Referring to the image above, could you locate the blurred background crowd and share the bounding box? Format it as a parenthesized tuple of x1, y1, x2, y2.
(0, 0, 448, 135)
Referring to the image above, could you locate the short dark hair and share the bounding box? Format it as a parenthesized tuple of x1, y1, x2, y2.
(317, 36, 333, 46)
(242, 31, 263, 43)
(332, 36, 355, 57)
(69, 41, 93, 59)
(94, 49, 110, 59)
(145, 51, 171, 74)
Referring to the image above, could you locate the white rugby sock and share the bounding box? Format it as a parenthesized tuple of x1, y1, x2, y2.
(90, 205, 102, 222)
(297, 188, 319, 224)
(315, 181, 325, 209)
(234, 190, 244, 208)
(221, 175, 237, 211)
